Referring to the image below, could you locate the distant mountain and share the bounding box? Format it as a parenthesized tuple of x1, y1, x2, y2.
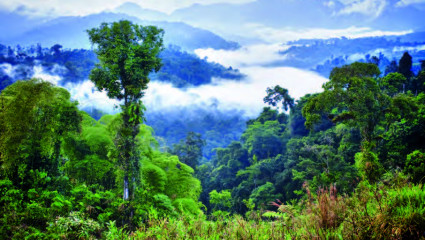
(170, 0, 425, 42)
(277, 33, 425, 77)
(171, 0, 335, 29)
(0, 9, 48, 39)
(112, 2, 169, 21)
(0, 12, 239, 51)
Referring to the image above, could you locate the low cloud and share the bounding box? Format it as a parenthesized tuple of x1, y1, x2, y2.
(33, 65, 61, 85)
(0, 63, 13, 76)
(60, 66, 327, 118)
(392, 44, 425, 53)
(64, 80, 121, 114)
(194, 44, 289, 68)
(241, 24, 412, 43)
(143, 66, 327, 117)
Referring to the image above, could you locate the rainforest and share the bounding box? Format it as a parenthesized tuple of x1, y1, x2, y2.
(1, 0, 425, 239)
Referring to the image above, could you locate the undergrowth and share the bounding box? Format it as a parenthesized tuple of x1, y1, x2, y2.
(99, 172, 424, 240)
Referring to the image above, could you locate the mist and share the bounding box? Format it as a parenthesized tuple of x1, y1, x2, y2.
(62, 66, 327, 118)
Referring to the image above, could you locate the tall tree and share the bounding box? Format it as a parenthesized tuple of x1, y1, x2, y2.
(170, 132, 205, 169)
(398, 52, 413, 81)
(302, 62, 388, 181)
(87, 21, 164, 208)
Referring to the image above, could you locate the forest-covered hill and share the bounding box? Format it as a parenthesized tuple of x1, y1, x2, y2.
(0, 43, 247, 161)
(1, 53, 425, 239)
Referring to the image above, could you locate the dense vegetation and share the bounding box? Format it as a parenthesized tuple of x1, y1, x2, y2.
(0, 43, 243, 91)
(281, 35, 425, 77)
(0, 42, 246, 161)
(1, 21, 425, 239)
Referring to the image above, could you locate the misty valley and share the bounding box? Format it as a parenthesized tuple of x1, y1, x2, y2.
(1, 1, 425, 239)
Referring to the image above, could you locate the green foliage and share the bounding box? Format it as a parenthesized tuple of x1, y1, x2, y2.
(209, 190, 232, 212)
(241, 120, 285, 160)
(169, 131, 205, 169)
(88, 21, 164, 215)
(405, 150, 425, 183)
(0, 79, 80, 181)
(150, 152, 201, 202)
(141, 163, 167, 193)
(381, 72, 407, 96)
(172, 198, 202, 217)
(47, 211, 101, 239)
(249, 182, 281, 210)
(105, 221, 127, 240)
(355, 149, 383, 182)
(87, 20, 163, 100)
(3, 48, 425, 239)
(62, 112, 115, 188)
(303, 62, 384, 142)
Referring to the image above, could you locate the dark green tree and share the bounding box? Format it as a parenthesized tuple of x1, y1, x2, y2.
(404, 150, 425, 183)
(302, 62, 387, 181)
(381, 72, 407, 96)
(87, 20, 164, 209)
(170, 132, 205, 170)
(384, 60, 398, 76)
(398, 52, 413, 81)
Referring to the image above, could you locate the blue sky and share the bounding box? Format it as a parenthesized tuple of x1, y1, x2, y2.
(1, 0, 424, 16)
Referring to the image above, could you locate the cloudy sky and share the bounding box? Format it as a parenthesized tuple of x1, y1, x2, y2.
(0, 0, 253, 15)
(1, 0, 424, 16)
(2, 0, 424, 117)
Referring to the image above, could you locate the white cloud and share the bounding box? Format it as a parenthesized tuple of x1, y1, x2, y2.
(59, 39, 327, 117)
(392, 44, 425, 53)
(240, 24, 412, 43)
(58, 67, 327, 118)
(143, 67, 327, 117)
(195, 44, 289, 68)
(65, 81, 121, 114)
(32, 65, 62, 85)
(338, 0, 387, 17)
(0, 0, 254, 16)
(0, 63, 13, 76)
(396, 0, 425, 6)
(61, 66, 327, 118)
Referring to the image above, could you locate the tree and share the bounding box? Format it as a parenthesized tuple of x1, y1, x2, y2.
(170, 132, 205, 170)
(264, 85, 294, 111)
(398, 52, 412, 81)
(381, 72, 407, 96)
(0, 79, 80, 185)
(87, 20, 164, 210)
(404, 150, 425, 183)
(384, 60, 398, 76)
(302, 62, 387, 181)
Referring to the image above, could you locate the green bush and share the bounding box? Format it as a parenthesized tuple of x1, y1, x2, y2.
(47, 211, 101, 239)
(405, 150, 425, 183)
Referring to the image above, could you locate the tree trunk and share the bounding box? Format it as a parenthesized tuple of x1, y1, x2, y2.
(123, 175, 129, 200)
